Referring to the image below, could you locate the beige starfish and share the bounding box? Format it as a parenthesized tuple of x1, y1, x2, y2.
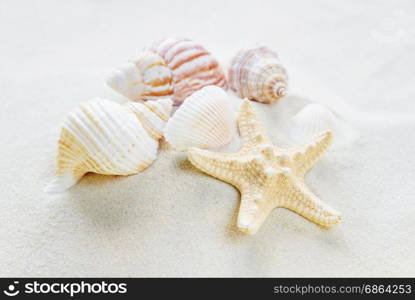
(188, 100, 342, 235)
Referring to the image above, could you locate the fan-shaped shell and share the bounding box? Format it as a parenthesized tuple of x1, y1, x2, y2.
(164, 86, 236, 151)
(228, 45, 288, 104)
(147, 37, 227, 105)
(107, 51, 173, 101)
(45, 98, 173, 193)
(288, 102, 358, 149)
(290, 103, 338, 141)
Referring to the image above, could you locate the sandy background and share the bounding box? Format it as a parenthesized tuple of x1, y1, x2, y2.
(1, 0, 414, 277)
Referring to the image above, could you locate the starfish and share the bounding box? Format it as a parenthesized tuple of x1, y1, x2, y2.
(188, 100, 342, 235)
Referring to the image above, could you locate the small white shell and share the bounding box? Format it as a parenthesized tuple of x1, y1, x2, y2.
(164, 86, 236, 151)
(107, 51, 173, 101)
(290, 103, 338, 141)
(229, 45, 288, 104)
(45, 98, 172, 193)
(287, 103, 357, 148)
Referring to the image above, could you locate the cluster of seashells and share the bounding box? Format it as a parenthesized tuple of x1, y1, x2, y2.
(46, 37, 294, 193)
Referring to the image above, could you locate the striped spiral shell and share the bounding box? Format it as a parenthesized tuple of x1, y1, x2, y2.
(228, 45, 288, 104)
(107, 51, 173, 101)
(45, 98, 173, 193)
(147, 37, 227, 105)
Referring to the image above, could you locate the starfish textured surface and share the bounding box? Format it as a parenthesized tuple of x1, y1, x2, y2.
(188, 100, 342, 235)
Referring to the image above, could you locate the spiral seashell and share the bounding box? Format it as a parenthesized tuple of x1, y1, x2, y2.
(107, 51, 173, 101)
(164, 86, 236, 151)
(45, 98, 173, 193)
(147, 37, 227, 105)
(228, 45, 288, 104)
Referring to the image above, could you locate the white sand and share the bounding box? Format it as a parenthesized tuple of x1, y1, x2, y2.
(1, 0, 414, 277)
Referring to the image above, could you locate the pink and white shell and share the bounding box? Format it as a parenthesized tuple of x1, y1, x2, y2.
(228, 46, 288, 104)
(147, 38, 227, 105)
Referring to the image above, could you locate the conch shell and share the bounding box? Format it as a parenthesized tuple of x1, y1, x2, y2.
(228, 45, 288, 104)
(164, 86, 236, 151)
(45, 98, 172, 193)
(147, 37, 227, 105)
(107, 51, 173, 101)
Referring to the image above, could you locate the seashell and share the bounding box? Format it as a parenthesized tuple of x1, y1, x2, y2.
(164, 85, 236, 151)
(287, 102, 358, 149)
(45, 98, 172, 193)
(289, 103, 338, 142)
(228, 45, 288, 104)
(147, 37, 227, 105)
(107, 51, 173, 101)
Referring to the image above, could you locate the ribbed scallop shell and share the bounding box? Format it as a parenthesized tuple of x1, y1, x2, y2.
(45, 98, 173, 193)
(107, 51, 173, 101)
(147, 37, 227, 105)
(288, 102, 358, 149)
(228, 45, 288, 104)
(164, 86, 236, 151)
(290, 103, 338, 142)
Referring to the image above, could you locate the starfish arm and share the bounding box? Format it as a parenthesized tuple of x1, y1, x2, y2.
(292, 131, 333, 176)
(188, 147, 244, 187)
(235, 185, 274, 235)
(237, 100, 272, 152)
(279, 178, 342, 227)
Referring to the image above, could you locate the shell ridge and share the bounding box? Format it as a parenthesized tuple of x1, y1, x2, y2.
(164, 86, 235, 150)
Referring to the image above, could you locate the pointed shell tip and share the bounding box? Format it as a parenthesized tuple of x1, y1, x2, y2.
(44, 174, 78, 194)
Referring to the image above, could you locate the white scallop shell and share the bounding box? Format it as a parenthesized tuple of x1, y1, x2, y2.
(164, 86, 236, 151)
(288, 103, 357, 148)
(45, 98, 172, 193)
(147, 37, 227, 105)
(107, 51, 173, 101)
(290, 103, 338, 140)
(228, 45, 288, 104)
